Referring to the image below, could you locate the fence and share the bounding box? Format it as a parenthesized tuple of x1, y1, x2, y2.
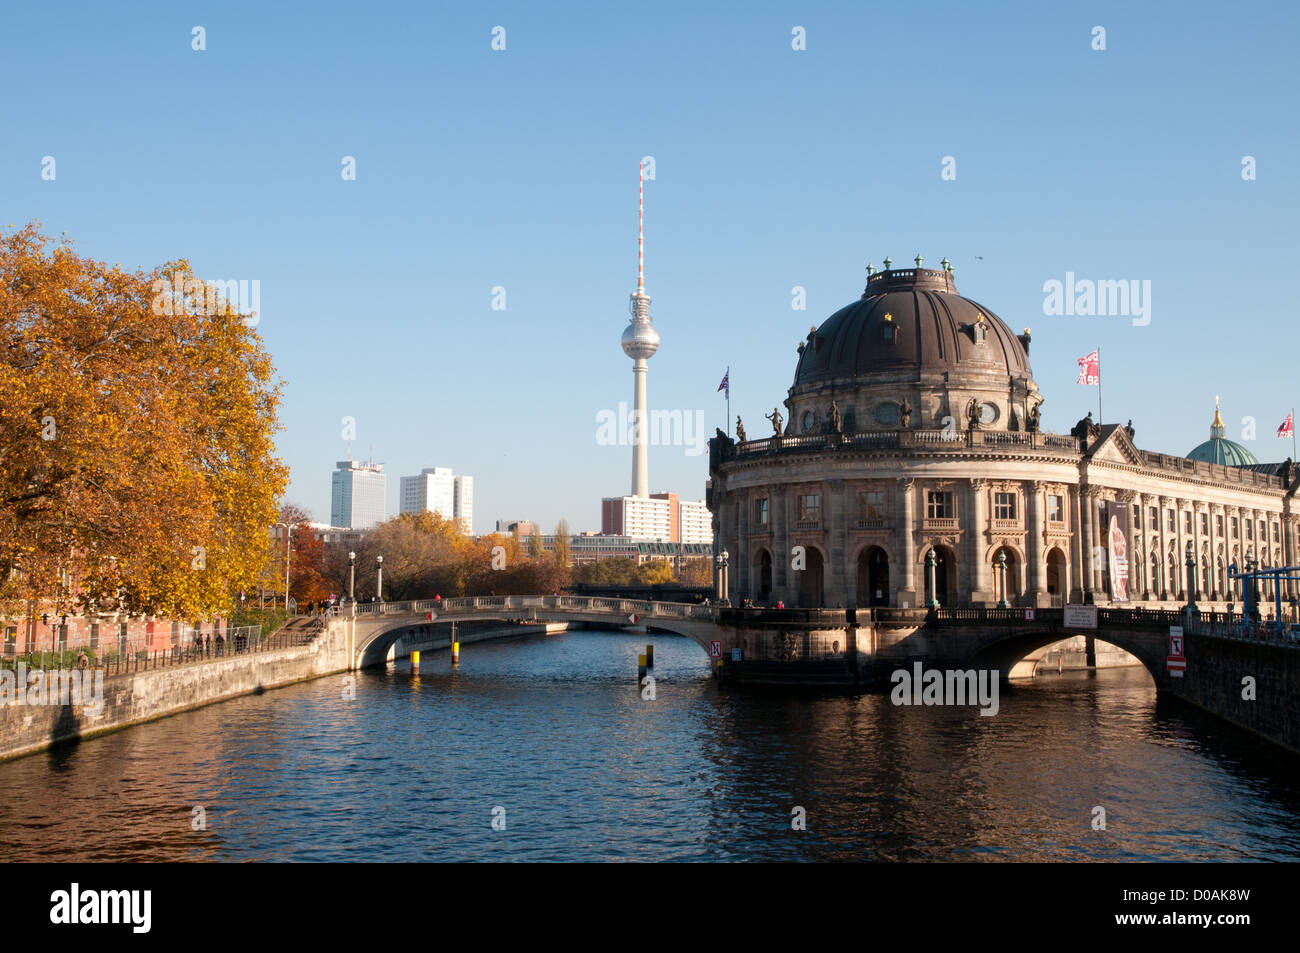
(0, 625, 311, 675)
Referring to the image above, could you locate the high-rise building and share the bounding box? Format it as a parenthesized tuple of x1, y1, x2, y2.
(400, 466, 474, 533)
(453, 475, 474, 534)
(330, 460, 387, 529)
(601, 492, 711, 544)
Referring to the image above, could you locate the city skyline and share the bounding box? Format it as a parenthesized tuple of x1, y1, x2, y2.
(4, 2, 1297, 536)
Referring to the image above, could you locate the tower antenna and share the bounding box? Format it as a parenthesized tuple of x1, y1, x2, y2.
(637, 159, 645, 294)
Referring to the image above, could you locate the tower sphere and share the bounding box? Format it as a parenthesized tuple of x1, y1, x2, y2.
(622, 317, 660, 360)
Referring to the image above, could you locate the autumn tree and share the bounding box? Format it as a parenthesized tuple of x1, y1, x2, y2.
(0, 223, 286, 619)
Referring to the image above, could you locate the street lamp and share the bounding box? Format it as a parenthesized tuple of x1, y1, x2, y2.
(926, 549, 939, 609)
(1185, 540, 1199, 616)
(376, 555, 384, 602)
(348, 551, 356, 602)
(996, 550, 1009, 608)
(273, 520, 298, 612)
(715, 549, 730, 604)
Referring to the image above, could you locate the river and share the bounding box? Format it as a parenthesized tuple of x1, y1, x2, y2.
(2, 629, 1299, 861)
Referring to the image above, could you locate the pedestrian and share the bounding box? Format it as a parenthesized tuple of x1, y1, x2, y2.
(76, 649, 89, 670)
(215, 632, 225, 657)
(205, 632, 211, 657)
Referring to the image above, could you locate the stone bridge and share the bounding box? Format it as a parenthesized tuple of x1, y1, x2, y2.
(345, 595, 721, 669)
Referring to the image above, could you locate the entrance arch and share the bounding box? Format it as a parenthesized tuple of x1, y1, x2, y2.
(797, 546, 825, 608)
(1045, 547, 1067, 605)
(991, 546, 1022, 605)
(857, 546, 890, 607)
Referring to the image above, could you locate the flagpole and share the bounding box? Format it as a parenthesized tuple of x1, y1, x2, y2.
(726, 365, 731, 438)
(1097, 347, 1103, 424)
(1292, 407, 1296, 463)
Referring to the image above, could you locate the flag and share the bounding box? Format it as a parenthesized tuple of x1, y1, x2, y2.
(1278, 413, 1294, 438)
(1076, 349, 1100, 386)
(717, 369, 729, 399)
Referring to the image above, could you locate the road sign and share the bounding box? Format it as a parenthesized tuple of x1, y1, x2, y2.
(731, 648, 742, 662)
(628, 613, 640, 624)
(1167, 656, 1186, 676)
(1024, 608, 1036, 621)
(1169, 626, 1184, 658)
(1064, 604, 1098, 629)
(427, 611, 438, 621)
(709, 640, 722, 658)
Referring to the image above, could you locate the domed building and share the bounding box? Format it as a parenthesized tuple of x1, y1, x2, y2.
(709, 260, 1299, 611)
(1187, 401, 1259, 468)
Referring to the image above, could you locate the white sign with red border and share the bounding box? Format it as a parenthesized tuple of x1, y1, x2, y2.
(709, 640, 722, 658)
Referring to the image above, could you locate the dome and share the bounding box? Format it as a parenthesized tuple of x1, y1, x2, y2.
(1187, 402, 1258, 467)
(792, 265, 1031, 391)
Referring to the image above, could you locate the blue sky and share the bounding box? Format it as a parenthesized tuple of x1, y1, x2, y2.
(5, 1, 1297, 533)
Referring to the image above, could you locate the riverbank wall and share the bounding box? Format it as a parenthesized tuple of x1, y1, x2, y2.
(0, 618, 565, 762)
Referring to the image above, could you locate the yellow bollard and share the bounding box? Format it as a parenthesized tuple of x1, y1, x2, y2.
(411, 650, 420, 672)
(645, 644, 654, 668)
(637, 652, 647, 681)
(451, 641, 460, 665)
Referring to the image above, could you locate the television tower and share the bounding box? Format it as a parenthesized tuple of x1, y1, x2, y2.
(621, 161, 660, 498)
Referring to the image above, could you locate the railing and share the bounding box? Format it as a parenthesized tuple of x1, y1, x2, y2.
(0, 624, 316, 676)
(353, 595, 718, 621)
(724, 428, 1085, 460)
(1185, 615, 1300, 647)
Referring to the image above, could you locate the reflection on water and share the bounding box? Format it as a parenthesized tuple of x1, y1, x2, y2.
(2, 629, 1299, 861)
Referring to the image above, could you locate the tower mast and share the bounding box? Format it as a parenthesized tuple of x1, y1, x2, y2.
(622, 160, 660, 498)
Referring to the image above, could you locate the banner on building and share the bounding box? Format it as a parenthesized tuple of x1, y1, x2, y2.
(1104, 501, 1130, 603)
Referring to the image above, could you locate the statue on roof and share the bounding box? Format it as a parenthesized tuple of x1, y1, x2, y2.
(765, 407, 783, 436)
(735, 417, 746, 443)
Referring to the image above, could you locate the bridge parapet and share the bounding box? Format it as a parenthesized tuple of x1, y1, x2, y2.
(353, 595, 717, 621)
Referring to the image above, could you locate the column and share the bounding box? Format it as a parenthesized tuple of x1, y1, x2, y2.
(737, 490, 750, 599)
(1027, 480, 1046, 606)
(1080, 487, 1094, 602)
(827, 479, 848, 607)
(968, 478, 990, 605)
(1157, 496, 1170, 600)
(899, 478, 917, 608)
(774, 491, 789, 601)
(1133, 492, 1148, 599)
(1069, 485, 1085, 603)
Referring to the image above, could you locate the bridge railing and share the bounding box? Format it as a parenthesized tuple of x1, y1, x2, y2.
(1185, 615, 1300, 647)
(352, 595, 717, 621)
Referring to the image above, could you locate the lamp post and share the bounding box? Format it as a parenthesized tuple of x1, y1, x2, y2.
(1185, 541, 1199, 616)
(348, 551, 356, 602)
(274, 520, 297, 612)
(1246, 548, 1261, 622)
(715, 549, 730, 604)
(926, 549, 939, 609)
(376, 555, 384, 602)
(996, 550, 1009, 608)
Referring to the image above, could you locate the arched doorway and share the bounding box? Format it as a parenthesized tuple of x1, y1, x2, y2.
(991, 546, 1021, 605)
(857, 547, 890, 607)
(923, 545, 956, 607)
(757, 549, 773, 601)
(1045, 547, 1067, 605)
(797, 546, 825, 608)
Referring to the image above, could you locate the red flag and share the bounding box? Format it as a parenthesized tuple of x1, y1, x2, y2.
(1076, 349, 1100, 386)
(1278, 413, 1294, 438)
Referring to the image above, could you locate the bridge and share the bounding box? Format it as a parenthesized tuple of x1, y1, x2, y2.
(346, 595, 720, 668)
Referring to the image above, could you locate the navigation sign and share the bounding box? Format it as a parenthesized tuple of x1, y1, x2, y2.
(709, 640, 722, 658)
(1168, 625, 1185, 676)
(1024, 608, 1036, 621)
(731, 648, 742, 662)
(1063, 604, 1098, 629)
(427, 611, 438, 621)
(628, 613, 640, 624)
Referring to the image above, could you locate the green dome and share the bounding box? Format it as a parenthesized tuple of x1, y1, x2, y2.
(1187, 402, 1259, 467)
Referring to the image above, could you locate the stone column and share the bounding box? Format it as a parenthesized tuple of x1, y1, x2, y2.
(1069, 485, 1085, 603)
(968, 479, 990, 605)
(1027, 480, 1046, 607)
(899, 478, 917, 608)
(1133, 492, 1148, 599)
(1080, 487, 1095, 602)
(827, 479, 848, 607)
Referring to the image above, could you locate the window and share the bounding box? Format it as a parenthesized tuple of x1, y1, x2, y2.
(1200, 513, 1208, 535)
(1048, 495, 1065, 522)
(1274, 522, 1281, 542)
(1149, 506, 1158, 531)
(859, 491, 885, 520)
(1167, 510, 1175, 533)
(755, 497, 769, 525)
(1260, 520, 1267, 542)
(798, 494, 820, 521)
(927, 491, 953, 520)
(994, 492, 1017, 520)
(1184, 511, 1193, 534)
(1246, 521, 1254, 540)
(1231, 517, 1239, 537)
(1217, 514, 1224, 536)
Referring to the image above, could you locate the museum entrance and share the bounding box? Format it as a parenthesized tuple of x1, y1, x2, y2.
(797, 547, 825, 608)
(757, 549, 773, 601)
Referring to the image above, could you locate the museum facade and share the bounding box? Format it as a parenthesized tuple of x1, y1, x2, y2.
(708, 262, 1299, 610)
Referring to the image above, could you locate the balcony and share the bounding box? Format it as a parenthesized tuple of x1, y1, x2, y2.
(792, 519, 822, 531)
(856, 518, 888, 530)
(991, 519, 1021, 533)
(923, 517, 959, 531)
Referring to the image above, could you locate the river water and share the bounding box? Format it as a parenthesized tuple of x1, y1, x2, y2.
(2, 629, 1299, 861)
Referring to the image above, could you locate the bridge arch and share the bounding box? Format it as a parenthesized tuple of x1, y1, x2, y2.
(966, 627, 1164, 684)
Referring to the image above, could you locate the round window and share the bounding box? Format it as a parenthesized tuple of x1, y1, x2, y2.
(874, 402, 900, 425)
(978, 402, 999, 425)
(801, 410, 816, 433)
